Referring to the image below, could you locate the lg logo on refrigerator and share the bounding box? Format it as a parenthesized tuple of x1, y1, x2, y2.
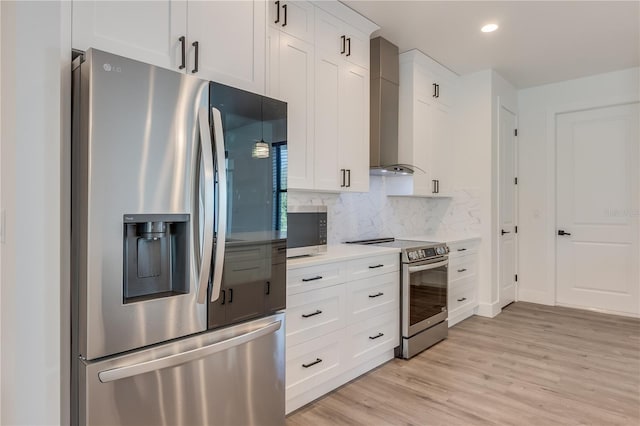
(102, 63, 122, 73)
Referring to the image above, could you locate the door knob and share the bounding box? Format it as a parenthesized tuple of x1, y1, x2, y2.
(557, 229, 571, 236)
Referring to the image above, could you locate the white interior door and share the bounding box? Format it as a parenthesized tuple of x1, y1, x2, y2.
(556, 103, 639, 315)
(499, 106, 517, 308)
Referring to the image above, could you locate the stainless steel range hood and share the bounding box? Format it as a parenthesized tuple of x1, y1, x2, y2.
(370, 37, 417, 176)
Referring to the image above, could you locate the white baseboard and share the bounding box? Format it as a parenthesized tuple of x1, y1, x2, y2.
(555, 302, 640, 318)
(517, 288, 554, 305)
(448, 306, 478, 327)
(476, 301, 502, 318)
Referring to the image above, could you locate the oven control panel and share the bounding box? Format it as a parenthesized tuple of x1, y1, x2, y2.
(406, 245, 448, 261)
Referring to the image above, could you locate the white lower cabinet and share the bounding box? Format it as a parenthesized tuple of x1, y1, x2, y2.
(347, 309, 399, 367)
(286, 284, 346, 347)
(447, 239, 480, 327)
(286, 251, 399, 413)
(286, 329, 344, 400)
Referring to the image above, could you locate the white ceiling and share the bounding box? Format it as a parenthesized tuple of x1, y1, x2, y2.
(342, 0, 640, 88)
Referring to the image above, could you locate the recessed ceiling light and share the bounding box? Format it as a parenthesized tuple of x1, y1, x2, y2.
(481, 23, 499, 33)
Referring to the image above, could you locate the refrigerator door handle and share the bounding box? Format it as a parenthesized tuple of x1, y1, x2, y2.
(196, 107, 215, 304)
(98, 320, 282, 383)
(210, 107, 227, 303)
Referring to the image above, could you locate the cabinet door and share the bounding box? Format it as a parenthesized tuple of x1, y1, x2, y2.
(314, 51, 341, 191)
(225, 281, 268, 325)
(431, 103, 454, 194)
(411, 96, 434, 195)
(265, 262, 287, 312)
(268, 0, 315, 43)
(72, 0, 186, 72)
(315, 7, 344, 58)
(272, 32, 315, 190)
(187, 0, 265, 94)
(339, 63, 369, 192)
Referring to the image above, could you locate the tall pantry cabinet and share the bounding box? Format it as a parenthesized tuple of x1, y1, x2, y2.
(267, 1, 379, 192)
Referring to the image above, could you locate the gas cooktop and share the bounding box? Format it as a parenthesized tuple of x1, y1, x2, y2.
(345, 238, 449, 263)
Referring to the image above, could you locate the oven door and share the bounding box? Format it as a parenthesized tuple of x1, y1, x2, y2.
(402, 258, 449, 337)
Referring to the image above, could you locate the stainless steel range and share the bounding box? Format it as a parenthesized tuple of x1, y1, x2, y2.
(347, 238, 449, 358)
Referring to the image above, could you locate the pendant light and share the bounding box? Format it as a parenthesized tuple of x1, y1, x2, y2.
(252, 100, 270, 159)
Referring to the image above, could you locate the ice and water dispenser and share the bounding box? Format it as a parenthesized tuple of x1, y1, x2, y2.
(123, 214, 190, 303)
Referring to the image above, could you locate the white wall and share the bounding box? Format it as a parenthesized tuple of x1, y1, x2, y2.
(454, 70, 516, 316)
(517, 67, 640, 305)
(456, 70, 494, 312)
(1, 2, 69, 424)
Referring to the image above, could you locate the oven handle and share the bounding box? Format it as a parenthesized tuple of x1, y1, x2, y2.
(407, 259, 449, 273)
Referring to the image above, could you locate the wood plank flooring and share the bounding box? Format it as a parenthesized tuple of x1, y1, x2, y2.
(286, 302, 640, 425)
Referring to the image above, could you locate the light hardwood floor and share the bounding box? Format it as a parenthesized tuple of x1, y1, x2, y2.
(286, 302, 640, 425)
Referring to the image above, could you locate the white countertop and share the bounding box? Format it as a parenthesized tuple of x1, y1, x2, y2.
(400, 233, 481, 244)
(287, 244, 400, 268)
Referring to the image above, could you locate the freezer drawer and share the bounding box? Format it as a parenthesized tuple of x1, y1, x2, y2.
(77, 313, 285, 426)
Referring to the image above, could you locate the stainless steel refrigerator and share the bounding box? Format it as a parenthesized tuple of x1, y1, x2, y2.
(71, 49, 288, 425)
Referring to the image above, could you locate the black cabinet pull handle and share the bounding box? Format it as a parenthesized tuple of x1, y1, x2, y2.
(302, 358, 322, 368)
(368, 292, 384, 298)
(457, 297, 467, 302)
(266, 281, 271, 295)
(274, 1, 280, 23)
(341, 35, 346, 54)
(436, 180, 440, 193)
(558, 229, 571, 236)
(368, 264, 384, 269)
(369, 332, 384, 340)
(433, 83, 437, 98)
(346, 37, 351, 56)
(340, 169, 346, 187)
(228, 288, 233, 303)
(178, 36, 186, 69)
(458, 248, 467, 252)
(457, 268, 467, 273)
(432, 179, 437, 193)
(302, 275, 322, 282)
(221, 289, 226, 305)
(191, 41, 199, 73)
(282, 3, 287, 26)
(436, 83, 440, 98)
(302, 309, 322, 318)
(501, 229, 511, 235)
(346, 169, 351, 187)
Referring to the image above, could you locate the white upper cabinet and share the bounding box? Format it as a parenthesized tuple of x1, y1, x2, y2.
(338, 63, 369, 192)
(72, 1, 187, 71)
(314, 7, 368, 69)
(268, 0, 315, 43)
(187, 0, 266, 93)
(73, 0, 266, 93)
(269, 28, 316, 189)
(268, 1, 376, 192)
(388, 50, 458, 197)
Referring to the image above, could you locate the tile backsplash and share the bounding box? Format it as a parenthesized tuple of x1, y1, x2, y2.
(288, 176, 481, 244)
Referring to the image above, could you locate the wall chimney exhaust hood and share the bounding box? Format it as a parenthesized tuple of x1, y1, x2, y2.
(369, 37, 419, 176)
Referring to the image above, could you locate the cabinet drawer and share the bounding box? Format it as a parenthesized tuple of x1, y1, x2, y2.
(347, 310, 399, 366)
(287, 284, 346, 346)
(287, 262, 346, 295)
(347, 272, 399, 322)
(348, 253, 399, 281)
(448, 277, 477, 311)
(447, 240, 479, 258)
(286, 329, 343, 399)
(448, 255, 477, 281)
